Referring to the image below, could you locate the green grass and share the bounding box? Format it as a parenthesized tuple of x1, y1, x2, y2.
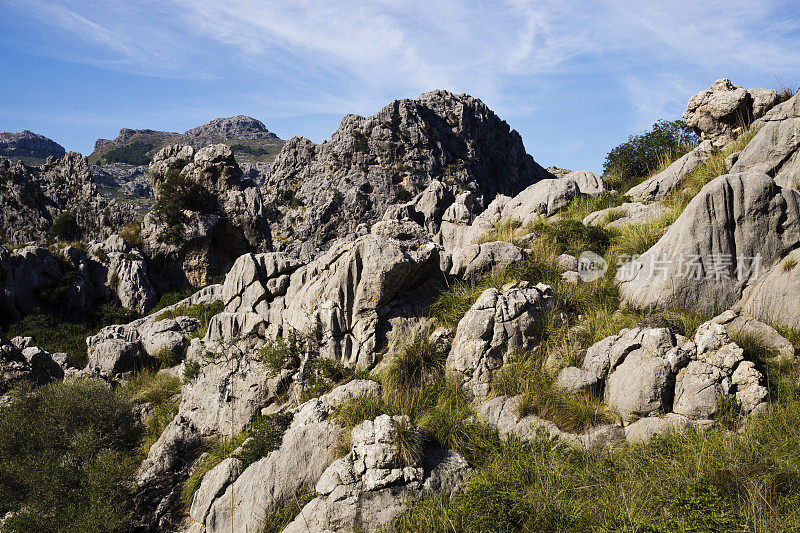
(558, 192, 628, 223)
(681, 129, 757, 195)
(476, 218, 523, 244)
(180, 412, 293, 510)
(156, 300, 224, 339)
(259, 490, 316, 533)
(119, 368, 181, 406)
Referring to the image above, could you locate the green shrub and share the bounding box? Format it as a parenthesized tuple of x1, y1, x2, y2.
(603, 119, 696, 190)
(0, 380, 140, 532)
(258, 336, 300, 377)
(531, 218, 612, 257)
(183, 359, 201, 383)
(49, 211, 79, 240)
(102, 142, 155, 165)
(119, 220, 143, 248)
(152, 166, 209, 243)
(120, 368, 181, 406)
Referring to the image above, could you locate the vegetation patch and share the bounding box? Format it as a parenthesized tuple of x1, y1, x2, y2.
(156, 300, 224, 339)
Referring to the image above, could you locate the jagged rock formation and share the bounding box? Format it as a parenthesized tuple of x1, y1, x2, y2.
(0, 237, 155, 324)
(683, 78, 779, 146)
(618, 172, 800, 314)
(0, 130, 66, 163)
(184, 116, 279, 141)
(437, 170, 606, 251)
(0, 154, 138, 245)
(140, 144, 272, 292)
(262, 90, 553, 260)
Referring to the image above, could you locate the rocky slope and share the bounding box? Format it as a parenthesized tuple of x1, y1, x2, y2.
(3, 81, 800, 532)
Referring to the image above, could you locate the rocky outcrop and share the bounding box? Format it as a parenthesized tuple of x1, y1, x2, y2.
(283, 414, 470, 533)
(627, 141, 714, 201)
(189, 380, 380, 533)
(618, 172, 800, 314)
(0, 154, 138, 245)
(0, 337, 76, 393)
(140, 144, 272, 291)
(740, 248, 800, 331)
(446, 282, 553, 397)
(731, 91, 800, 189)
(262, 90, 553, 260)
(446, 241, 524, 279)
(558, 318, 769, 424)
(282, 233, 443, 369)
(184, 116, 279, 141)
(437, 170, 605, 251)
(87, 235, 157, 313)
(683, 79, 779, 146)
(0, 130, 65, 163)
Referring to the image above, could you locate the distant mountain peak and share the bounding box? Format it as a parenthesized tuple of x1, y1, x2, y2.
(184, 115, 278, 140)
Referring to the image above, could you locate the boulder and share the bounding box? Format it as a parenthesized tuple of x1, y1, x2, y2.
(86, 337, 142, 375)
(554, 366, 599, 394)
(618, 172, 800, 314)
(189, 458, 242, 525)
(446, 283, 553, 397)
(584, 201, 670, 229)
(712, 310, 796, 362)
(683, 79, 778, 146)
(447, 241, 524, 279)
(627, 141, 714, 201)
(283, 233, 443, 369)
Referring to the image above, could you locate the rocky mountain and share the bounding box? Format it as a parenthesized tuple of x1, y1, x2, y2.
(184, 115, 279, 141)
(0, 130, 66, 164)
(263, 89, 553, 259)
(3, 82, 800, 533)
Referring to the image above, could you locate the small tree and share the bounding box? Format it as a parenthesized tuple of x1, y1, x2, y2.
(49, 211, 79, 240)
(152, 166, 208, 244)
(603, 119, 697, 187)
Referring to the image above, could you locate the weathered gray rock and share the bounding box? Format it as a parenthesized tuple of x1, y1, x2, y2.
(712, 309, 796, 362)
(583, 201, 669, 230)
(88, 236, 156, 313)
(189, 458, 242, 525)
(555, 366, 599, 394)
(263, 90, 553, 260)
(740, 248, 800, 331)
(627, 141, 714, 201)
(200, 381, 380, 533)
(683, 79, 778, 146)
(283, 414, 470, 533)
(141, 144, 272, 292)
(447, 241, 524, 279)
(618, 172, 800, 314)
(447, 283, 553, 397)
(623, 414, 691, 443)
(283, 233, 443, 369)
(86, 337, 142, 375)
(731, 91, 800, 189)
(0, 130, 65, 162)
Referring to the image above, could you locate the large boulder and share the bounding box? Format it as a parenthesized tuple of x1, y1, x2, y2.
(583, 202, 669, 229)
(282, 233, 443, 369)
(446, 241, 524, 279)
(446, 282, 553, 397)
(618, 172, 800, 314)
(683, 79, 778, 146)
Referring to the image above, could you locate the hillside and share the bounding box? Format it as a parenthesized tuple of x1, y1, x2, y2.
(1, 80, 800, 533)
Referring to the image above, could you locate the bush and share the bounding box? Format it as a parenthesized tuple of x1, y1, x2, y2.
(0, 380, 140, 532)
(603, 119, 696, 189)
(531, 219, 612, 257)
(119, 220, 143, 248)
(152, 166, 209, 243)
(156, 300, 224, 339)
(49, 211, 79, 240)
(258, 336, 301, 377)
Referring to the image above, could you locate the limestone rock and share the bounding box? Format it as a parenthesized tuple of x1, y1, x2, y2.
(627, 141, 714, 201)
(447, 241, 524, 279)
(740, 249, 800, 331)
(446, 283, 553, 397)
(189, 458, 242, 525)
(618, 172, 800, 314)
(86, 337, 142, 375)
(555, 366, 600, 394)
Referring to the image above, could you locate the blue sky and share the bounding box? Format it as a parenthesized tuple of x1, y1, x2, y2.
(1, 1, 799, 172)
